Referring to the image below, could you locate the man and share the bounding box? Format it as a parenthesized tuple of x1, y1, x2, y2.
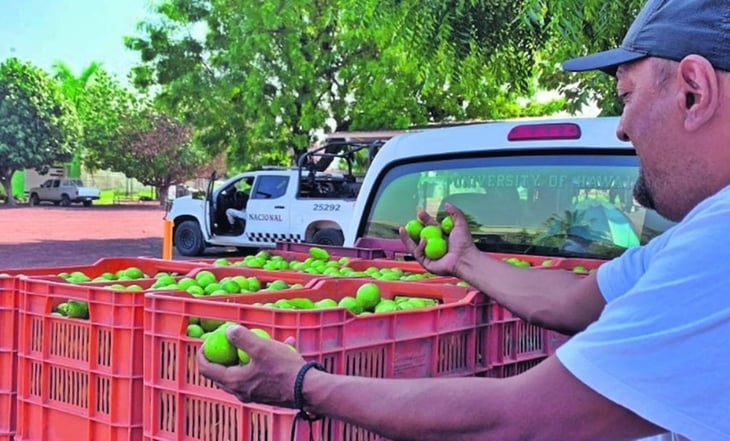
(198, 0, 730, 439)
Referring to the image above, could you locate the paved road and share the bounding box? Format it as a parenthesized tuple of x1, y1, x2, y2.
(0, 204, 243, 270)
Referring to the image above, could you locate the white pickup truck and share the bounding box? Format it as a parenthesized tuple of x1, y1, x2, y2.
(28, 178, 101, 207)
(345, 117, 675, 260)
(167, 141, 384, 256)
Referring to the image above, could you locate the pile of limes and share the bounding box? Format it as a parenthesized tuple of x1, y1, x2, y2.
(147, 270, 301, 296)
(248, 281, 439, 315)
(58, 266, 151, 283)
(52, 299, 90, 319)
(404, 216, 454, 260)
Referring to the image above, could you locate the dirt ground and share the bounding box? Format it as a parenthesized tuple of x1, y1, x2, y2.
(0, 204, 242, 270)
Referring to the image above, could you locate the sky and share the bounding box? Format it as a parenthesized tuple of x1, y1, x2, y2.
(0, 0, 153, 83)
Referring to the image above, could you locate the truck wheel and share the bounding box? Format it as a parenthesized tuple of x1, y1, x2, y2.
(29, 193, 40, 206)
(312, 228, 344, 246)
(83, 200, 92, 207)
(174, 220, 205, 256)
(60, 194, 71, 206)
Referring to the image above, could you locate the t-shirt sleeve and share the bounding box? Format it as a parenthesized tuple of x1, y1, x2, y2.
(556, 205, 730, 440)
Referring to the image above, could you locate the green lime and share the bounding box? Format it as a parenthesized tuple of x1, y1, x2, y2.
(237, 328, 271, 364)
(177, 277, 198, 290)
(314, 298, 338, 309)
(195, 270, 217, 287)
(221, 279, 241, 294)
(187, 285, 205, 296)
(203, 330, 238, 366)
(440, 215, 454, 234)
(124, 267, 145, 279)
(267, 280, 289, 291)
(247, 277, 261, 292)
(309, 246, 330, 260)
(204, 282, 223, 295)
(187, 324, 205, 338)
(424, 237, 448, 260)
(374, 299, 398, 313)
(65, 300, 89, 319)
(355, 282, 381, 310)
(404, 219, 424, 241)
(419, 225, 443, 240)
(200, 318, 226, 332)
(338, 296, 364, 314)
(288, 298, 316, 309)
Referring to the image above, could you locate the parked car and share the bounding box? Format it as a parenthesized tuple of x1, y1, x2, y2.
(28, 178, 101, 207)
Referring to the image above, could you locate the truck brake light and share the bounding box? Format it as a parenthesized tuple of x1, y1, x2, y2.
(507, 123, 581, 141)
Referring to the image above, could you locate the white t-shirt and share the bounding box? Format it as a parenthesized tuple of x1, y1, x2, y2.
(556, 185, 730, 440)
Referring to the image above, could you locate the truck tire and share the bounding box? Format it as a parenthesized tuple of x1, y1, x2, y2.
(312, 228, 344, 246)
(60, 194, 71, 206)
(29, 193, 40, 206)
(174, 220, 206, 256)
(83, 200, 93, 207)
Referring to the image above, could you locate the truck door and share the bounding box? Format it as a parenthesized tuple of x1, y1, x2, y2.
(39, 179, 57, 201)
(244, 175, 293, 245)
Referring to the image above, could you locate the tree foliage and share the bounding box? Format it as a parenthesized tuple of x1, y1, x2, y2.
(125, 0, 565, 171)
(116, 111, 204, 204)
(0, 58, 81, 205)
(525, 0, 646, 115)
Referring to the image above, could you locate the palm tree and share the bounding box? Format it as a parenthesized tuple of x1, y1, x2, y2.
(52, 61, 101, 178)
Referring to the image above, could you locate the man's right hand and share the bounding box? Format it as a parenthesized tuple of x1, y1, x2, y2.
(398, 203, 479, 278)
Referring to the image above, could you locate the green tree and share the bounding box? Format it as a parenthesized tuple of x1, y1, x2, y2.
(526, 0, 645, 115)
(0, 58, 81, 205)
(125, 0, 565, 171)
(78, 70, 142, 173)
(52, 61, 100, 177)
(116, 111, 205, 204)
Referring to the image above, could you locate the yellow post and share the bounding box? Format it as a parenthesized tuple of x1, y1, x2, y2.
(162, 219, 174, 260)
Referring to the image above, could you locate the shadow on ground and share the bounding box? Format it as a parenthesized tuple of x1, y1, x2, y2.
(0, 238, 248, 270)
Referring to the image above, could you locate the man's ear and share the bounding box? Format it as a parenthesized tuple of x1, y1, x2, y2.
(678, 55, 719, 131)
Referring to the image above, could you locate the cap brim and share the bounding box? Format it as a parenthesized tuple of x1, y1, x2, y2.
(562, 48, 648, 75)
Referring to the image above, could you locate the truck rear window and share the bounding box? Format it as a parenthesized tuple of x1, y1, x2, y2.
(361, 153, 675, 260)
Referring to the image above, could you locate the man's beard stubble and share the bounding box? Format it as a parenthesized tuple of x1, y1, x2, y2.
(633, 170, 656, 211)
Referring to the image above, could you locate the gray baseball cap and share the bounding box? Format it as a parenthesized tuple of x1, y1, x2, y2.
(563, 0, 730, 75)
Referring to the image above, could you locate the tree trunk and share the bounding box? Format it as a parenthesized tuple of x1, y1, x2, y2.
(1, 168, 17, 206)
(157, 185, 167, 206)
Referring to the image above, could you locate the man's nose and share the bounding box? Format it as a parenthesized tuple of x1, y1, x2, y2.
(616, 119, 630, 142)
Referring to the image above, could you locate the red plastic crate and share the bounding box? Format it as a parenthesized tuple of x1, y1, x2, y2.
(476, 300, 558, 370)
(0, 256, 201, 279)
(486, 252, 562, 268)
(550, 257, 606, 272)
(0, 276, 18, 440)
(15, 277, 146, 441)
(143, 278, 485, 441)
(479, 357, 548, 378)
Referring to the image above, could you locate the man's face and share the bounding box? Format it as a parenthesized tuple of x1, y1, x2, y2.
(614, 58, 689, 221)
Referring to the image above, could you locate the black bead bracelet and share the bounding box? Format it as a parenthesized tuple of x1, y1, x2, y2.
(291, 361, 327, 441)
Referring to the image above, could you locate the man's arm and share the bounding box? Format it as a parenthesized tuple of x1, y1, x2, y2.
(399, 204, 606, 334)
(201, 327, 664, 441)
(305, 356, 663, 441)
(455, 249, 606, 333)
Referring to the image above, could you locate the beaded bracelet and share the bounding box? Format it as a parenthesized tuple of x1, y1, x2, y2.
(290, 361, 327, 441)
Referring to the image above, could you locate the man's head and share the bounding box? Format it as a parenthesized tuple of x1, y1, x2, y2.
(564, 0, 730, 221)
(563, 0, 730, 76)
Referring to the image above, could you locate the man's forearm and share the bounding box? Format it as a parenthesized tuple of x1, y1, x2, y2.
(303, 370, 513, 441)
(455, 249, 605, 333)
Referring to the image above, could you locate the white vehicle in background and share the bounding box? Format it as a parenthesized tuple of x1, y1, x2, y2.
(28, 178, 100, 207)
(345, 117, 675, 260)
(167, 140, 386, 256)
